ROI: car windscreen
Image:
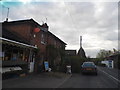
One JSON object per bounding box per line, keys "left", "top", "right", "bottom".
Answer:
{"left": 82, "top": 63, "right": 95, "bottom": 67}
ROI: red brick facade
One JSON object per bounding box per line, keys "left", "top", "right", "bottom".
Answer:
{"left": 2, "top": 19, "right": 66, "bottom": 72}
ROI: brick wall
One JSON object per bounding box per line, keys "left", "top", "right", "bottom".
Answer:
{"left": 3, "top": 21, "right": 47, "bottom": 55}
{"left": 47, "top": 33, "right": 63, "bottom": 48}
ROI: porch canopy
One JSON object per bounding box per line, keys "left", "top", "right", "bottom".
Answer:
{"left": 0, "top": 37, "right": 37, "bottom": 49}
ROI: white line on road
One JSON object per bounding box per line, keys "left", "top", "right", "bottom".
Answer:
{"left": 55, "top": 74, "right": 72, "bottom": 88}
{"left": 98, "top": 68, "right": 120, "bottom": 83}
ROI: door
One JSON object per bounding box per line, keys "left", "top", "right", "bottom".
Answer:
{"left": 29, "top": 59, "right": 35, "bottom": 73}
{"left": 29, "top": 51, "right": 35, "bottom": 73}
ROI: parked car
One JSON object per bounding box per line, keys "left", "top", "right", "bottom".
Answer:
{"left": 81, "top": 62, "right": 97, "bottom": 75}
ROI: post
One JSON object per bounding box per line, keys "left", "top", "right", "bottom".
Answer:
{"left": 80, "top": 36, "right": 82, "bottom": 48}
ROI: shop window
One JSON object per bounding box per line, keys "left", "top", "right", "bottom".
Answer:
{"left": 4, "top": 52, "right": 11, "bottom": 61}
{"left": 12, "top": 54, "right": 17, "bottom": 60}
{"left": 0, "top": 52, "right": 4, "bottom": 60}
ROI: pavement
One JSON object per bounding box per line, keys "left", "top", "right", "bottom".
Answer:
{"left": 2, "top": 72, "right": 72, "bottom": 88}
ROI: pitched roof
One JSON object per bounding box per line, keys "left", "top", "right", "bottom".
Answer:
{"left": 65, "top": 50, "right": 76, "bottom": 55}
{"left": 2, "top": 18, "right": 37, "bottom": 24}
{"left": 78, "top": 47, "right": 86, "bottom": 58}
{"left": 2, "top": 28, "right": 30, "bottom": 45}
{"left": 48, "top": 31, "right": 67, "bottom": 45}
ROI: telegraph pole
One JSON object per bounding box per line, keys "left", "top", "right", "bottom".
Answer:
{"left": 80, "top": 36, "right": 82, "bottom": 48}
{"left": 2, "top": 5, "right": 9, "bottom": 21}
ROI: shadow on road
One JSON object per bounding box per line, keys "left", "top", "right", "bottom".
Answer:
{"left": 81, "top": 73, "right": 98, "bottom": 76}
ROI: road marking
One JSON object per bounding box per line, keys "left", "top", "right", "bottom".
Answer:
{"left": 98, "top": 68, "right": 120, "bottom": 83}
{"left": 55, "top": 74, "right": 72, "bottom": 88}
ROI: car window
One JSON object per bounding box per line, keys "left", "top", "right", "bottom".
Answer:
{"left": 82, "top": 62, "right": 95, "bottom": 67}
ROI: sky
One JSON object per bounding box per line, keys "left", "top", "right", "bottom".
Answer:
{"left": 0, "top": 0, "right": 119, "bottom": 58}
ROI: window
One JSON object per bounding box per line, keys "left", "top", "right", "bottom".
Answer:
{"left": 0, "top": 52, "right": 4, "bottom": 60}
{"left": 33, "top": 34, "right": 36, "bottom": 38}
{"left": 35, "top": 45, "right": 37, "bottom": 47}
{"left": 83, "top": 62, "right": 95, "bottom": 67}
{"left": 41, "top": 33, "right": 46, "bottom": 44}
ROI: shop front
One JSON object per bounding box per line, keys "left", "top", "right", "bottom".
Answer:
{"left": 0, "top": 37, "right": 37, "bottom": 79}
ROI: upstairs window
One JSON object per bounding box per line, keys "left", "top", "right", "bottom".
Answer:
{"left": 41, "top": 33, "right": 46, "bottom": 44}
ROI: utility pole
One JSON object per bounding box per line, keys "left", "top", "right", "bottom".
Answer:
{"left": 80, "top": 36, "right": 82, "bottom": 48}
{"left": 2, "top": 5, "right": 9, "bottom": 21}
{"left": 6, "top": 7, "right": 9, "bottom": 21}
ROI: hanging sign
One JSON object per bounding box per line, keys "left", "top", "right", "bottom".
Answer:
{"left": 34, "top": 28, "right": 40, "bottom": 33}
{"left": 41, "top": 27, "right": 48, "bottom": 32}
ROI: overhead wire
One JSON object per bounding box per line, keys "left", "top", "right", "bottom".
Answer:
{"left": 63, "top": 1, "right": 78, "bottom": 33}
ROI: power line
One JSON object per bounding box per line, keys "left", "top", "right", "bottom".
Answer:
{"left": 63, "top": 1, "right": 78, "bottom": 33}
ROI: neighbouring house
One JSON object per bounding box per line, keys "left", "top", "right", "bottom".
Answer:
{"left": 65, "top": 50, "right": 76, "bottom": 56}
{"left": 2, "top": 18, "right": 67, "bottom": 73}
{"left": 77, "top": 36, "right": 86, "bottom": 58}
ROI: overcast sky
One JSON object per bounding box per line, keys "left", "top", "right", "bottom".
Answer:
{"left": 0, "top": 0, "right": 118, "bottom": 58}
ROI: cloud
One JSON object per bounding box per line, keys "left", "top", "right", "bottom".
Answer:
{"left": 0, "top": 1, "right": 118, "bottom": 57}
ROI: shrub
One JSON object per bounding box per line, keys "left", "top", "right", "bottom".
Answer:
{"left": 98, "top": 63, "right": 106, "bottom": 67}
{"left": 71, "top": 56, "right": 86, "bottom": 73}
{"left": 60, "top": 56, "right": 86, "bottom": 73}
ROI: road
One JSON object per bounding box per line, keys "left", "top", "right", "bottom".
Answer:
{"left": 59, "top": 67, "right": 120, "bottom": 88}
{"left": 2, "top": 67, "right": 120, "bottom": 88}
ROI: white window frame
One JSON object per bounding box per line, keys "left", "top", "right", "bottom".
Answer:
{"left": 41, "top": 33, "right": 46, "bottom": 45}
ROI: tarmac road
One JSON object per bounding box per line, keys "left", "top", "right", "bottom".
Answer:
{"left": 59, "top": 67, "right": 120, "bottom": 88}
{"left": 2, "top": 67, "right": 120, "bottom": 88}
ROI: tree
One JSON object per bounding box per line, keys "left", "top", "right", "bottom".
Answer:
{"left": 46, "top": 45, "right": 65, "bottom": 71}
{"left": 87, "top": 56, "right": 91, "bottom": 61}
{"left": 96, "top": 49, "right": 113, "bottom": 59}
{"left": 46, "top": 45, "right": 58, "bottom": 71}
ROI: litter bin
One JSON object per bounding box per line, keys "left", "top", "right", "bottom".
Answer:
{"left": 66, "top": 65, "right": 71, "bottom": 74}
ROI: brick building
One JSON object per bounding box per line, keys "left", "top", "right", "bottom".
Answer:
{"left": 2, "top": 19, "right": 66, "bottom": 73}
{"left": 65, "top": 50, "right": 76, "bottom": 56}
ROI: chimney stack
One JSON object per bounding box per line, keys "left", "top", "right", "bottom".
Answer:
{"left": 6, "top": 18, "right": 8, "bottom": 22}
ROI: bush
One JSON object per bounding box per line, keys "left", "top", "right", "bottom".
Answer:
{"left": 71, "top": 59, "right": 81, "bottom": 73}
{"left": 98, "top": 63, "right": 106, "bottom": 67}
{"left": 61, "top": 56, "right": 86, "bottom": 73}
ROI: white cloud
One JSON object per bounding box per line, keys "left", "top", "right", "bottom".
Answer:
{"left": 0, "top": 1, "right": 118, "bottom": 57}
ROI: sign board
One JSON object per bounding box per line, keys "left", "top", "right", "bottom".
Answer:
{"left": 44, "top": 61, "right": 49, "bottom": 71}
{"left": 41, "top": 27, "right": 48, "bottom": 32}
{"left": 37, "top": 26, "right": 48, "bottom": 32}
{"left": 108, "top": 60, "right": 113, "bottom": 68}
{"left": 101, "top": 60, "right": 114, "bottom": 68}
